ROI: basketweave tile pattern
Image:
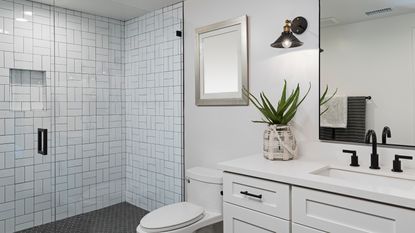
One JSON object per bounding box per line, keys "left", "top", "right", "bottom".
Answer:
{"left": 0, "top": 0, "right": 184, "bottom": 232}
{"left": 0, "top": 0, "right": 127, "bottom": 232}
{"left": 124, "top": 3, "right": 184, "bottom": 212}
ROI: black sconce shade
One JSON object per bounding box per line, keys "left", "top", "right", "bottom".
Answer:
{"left": 271, "top": 16, "right": 308, "bottom": 49}
{"left": 271, "top": 32, "right": 303, "bottom": 48}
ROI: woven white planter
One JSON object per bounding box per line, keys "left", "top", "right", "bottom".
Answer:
{"left": 263, "top": 125, "right": 298, "bottom": 161}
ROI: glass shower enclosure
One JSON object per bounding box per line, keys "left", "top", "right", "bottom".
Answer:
{"left": 0, "top": 0, "right": 184, "bottom": 232}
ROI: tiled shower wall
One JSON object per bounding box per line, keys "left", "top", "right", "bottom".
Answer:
{"left": 0, "top": 0, "right": 126, "bottom": 232}
{"left": 124, "top": 3, "right": 184, "bottom": 211}
{"left": 51, "top": 3, "right": 126, "bottom": 224}
{"left": 0, "top": 0, "right": 183, "bottom": 232}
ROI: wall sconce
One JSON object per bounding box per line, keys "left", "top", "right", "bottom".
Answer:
{"left": 271, "top": 16, "right": 308, "bottom": 48}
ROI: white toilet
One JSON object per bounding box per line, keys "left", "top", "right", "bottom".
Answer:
{"left": 136, "top": 167, "right": 223, "bottom": 233}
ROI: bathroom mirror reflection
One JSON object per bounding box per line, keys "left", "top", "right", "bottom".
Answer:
{"left": 320, "top": 0, "right": 415, "bottom": 147}
{"left": 195, "top": 15, "right": 248, "bottom": 106}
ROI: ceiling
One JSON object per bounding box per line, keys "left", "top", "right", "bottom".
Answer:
{"left": 32, "top": 0, "right": 183, "bottom": 20}
{"left": 321, "top": 0, "right": 415, "bottom": 27}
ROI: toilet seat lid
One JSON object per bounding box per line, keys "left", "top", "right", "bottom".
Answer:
{"left": 140, "top": 202, "right": 205, "bottom": 232}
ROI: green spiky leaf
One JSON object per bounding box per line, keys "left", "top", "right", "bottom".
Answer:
{"left": 245, "top": 80, "right": 311, "bottom": 125}
{"left": 319, "top": 85, "right": 338, "bottom": 115}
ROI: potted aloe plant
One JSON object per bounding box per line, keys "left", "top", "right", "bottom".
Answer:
{"left": 244, "top": 80, "right": 310, "bottom": 160}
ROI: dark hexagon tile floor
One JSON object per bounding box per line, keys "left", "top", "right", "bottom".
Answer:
{"left": 17, "top": 202, "right": 148, "bottom": 233}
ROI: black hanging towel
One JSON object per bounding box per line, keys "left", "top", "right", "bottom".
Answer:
{"left": 320, "top": 96, "right": 367, "bottom": 143}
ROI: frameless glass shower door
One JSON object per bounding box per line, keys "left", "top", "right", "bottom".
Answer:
{"left": 0, "top": 0, "right": 184, "bottom": 232}
{"left": 0, "top": 0, "right": 56, "bottom": 232}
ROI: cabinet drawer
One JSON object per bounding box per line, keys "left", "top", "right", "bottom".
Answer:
{"left": 292, "top": 223, "right": 324, "bottom": 233}
{"left": 292, "top": 187, "right": 415, "bottom": 233}
{"left": 223, "top": 172, "right": 290, "bottom": 220}
{"left": 224, "top": 202, "right": 290, "bottom": 233}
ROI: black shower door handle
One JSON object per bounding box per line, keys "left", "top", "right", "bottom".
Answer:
{"left": 37, "top": 128, "right": 48, "bottom": 155}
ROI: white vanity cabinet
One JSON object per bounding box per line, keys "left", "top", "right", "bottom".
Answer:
{"left": 291, "top": 224, "right": 324, "bottom": 233}
{"left": 292, "top": 187, "right": 415, "bottom": 233}
{"left": 222, "top": 172, "right": 415, "bottom": 233}
{"left": 224, "top": 203, "right": 290, "bottom": 233}
{"left": 223, "top": 173, "right": 291, "bottom": 233}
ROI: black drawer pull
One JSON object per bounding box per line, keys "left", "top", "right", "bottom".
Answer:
{"left": 240, "top": 191, "right": 262, "bottom": 199}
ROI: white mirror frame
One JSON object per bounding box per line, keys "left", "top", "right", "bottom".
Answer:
{"left": 195, "top": 15, "right": 249, "bottom": 106}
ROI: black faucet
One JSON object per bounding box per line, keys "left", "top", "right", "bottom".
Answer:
{"left": 382, "top": 126, "right": 391, "bottom": 144}
{"left": 343, "top": 150, "right": 359, "bottom": 167}
{"left": 365, "top": 130, "right": 380, "bottom": 169}
{"left": 392, "top": 155, "right": 413, "bottom": 172}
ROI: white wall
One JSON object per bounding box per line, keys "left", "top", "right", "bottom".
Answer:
{"left": 184, "top": 0, "right": 319, "bottom": 168}
{"left": 184, "top": 0, "right": 415, "bottom": 171}
{"left": 321, "top": 13, "right": 415, "bottom": 145}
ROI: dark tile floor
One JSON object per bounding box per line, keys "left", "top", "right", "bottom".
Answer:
{"left": 17, "top": 202, "right": 148, "bottom": 233}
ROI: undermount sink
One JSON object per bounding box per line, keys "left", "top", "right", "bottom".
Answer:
{"left": 311, "top": 167, "right": 415, "bottom": 191}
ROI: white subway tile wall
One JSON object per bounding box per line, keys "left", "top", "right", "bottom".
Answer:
{"left": 0, "top": 0, "right": 184, "bottom": 232}
{"left": 124, "top": 3, "right": 184, "bottom": 212}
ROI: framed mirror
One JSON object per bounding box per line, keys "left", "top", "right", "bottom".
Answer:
{"left": 195, "top": 15, "right": 248, "bottom": 106}
{"left": 320, "top": 0, "right": 415, "bottom": 147}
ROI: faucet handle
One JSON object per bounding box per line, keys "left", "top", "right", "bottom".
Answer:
{"left": 343, "top": 150, "right": 359, "bottom": 167}
{"left": 395, "top": 155, "right": 412, "bottom": 160}
{"left": 392, "top": 154, "right": 413, "bottom": 172}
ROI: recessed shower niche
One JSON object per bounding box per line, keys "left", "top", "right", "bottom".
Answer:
{"left": 9, "top": 69, "right": 47, "bottom": 111}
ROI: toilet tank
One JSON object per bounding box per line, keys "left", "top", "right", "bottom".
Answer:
{"left": 186, "top": 167, "right": 223, "bottom": 213}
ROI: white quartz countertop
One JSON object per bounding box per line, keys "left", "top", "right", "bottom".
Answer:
{"left": 218, "top": 155, "right": 415, "bottom": 209}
